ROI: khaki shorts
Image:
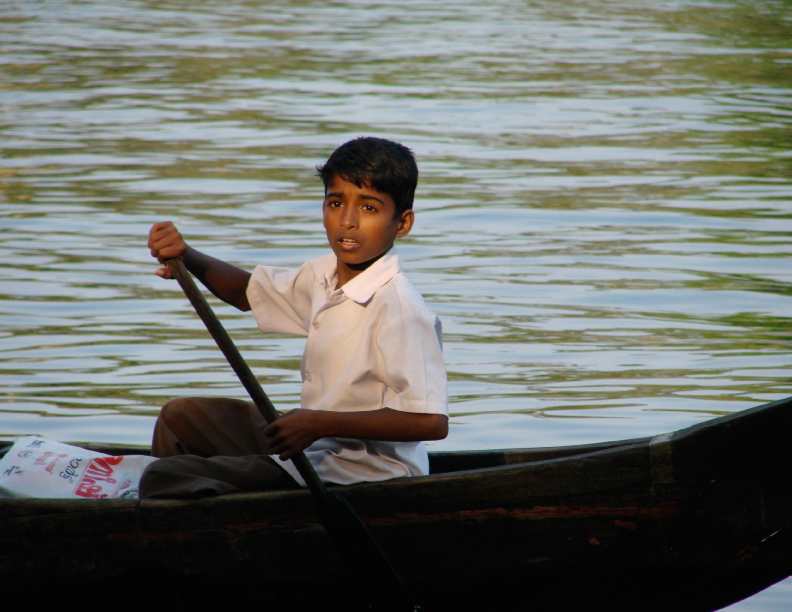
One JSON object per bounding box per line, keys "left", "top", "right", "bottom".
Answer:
{"left": 139, "top": 397, "right": 299, "bottom": 499}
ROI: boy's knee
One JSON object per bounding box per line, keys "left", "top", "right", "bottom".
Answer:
{"left": 138, "top": 459, "right": 168, "bottom": 499}
{"left": 139, "top": 456, "right": 243, "bottom": 500}
{"left": 159, "top": 397, "right": 193, "bottom": 428}
{"left": 152, "top": 398, "right": 198, "bottom": 458}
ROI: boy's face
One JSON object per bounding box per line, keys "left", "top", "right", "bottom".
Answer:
{"left": 323, "top": 175, "right": 413, "bottom": 286}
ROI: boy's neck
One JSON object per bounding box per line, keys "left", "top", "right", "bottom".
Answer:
{"left": 335, "top": 246, "right": 393, "bottom": 289}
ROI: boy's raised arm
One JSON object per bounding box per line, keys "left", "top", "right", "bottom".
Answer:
{"left": 148, "top": 221, "right": 252, "bottom": 311}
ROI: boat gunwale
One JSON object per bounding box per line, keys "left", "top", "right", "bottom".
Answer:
{"left": 1, "top": 395, "right": 790, "bottom": 512}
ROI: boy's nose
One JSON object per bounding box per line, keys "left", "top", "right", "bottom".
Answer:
{"left": 340, "top": 208, "right": 358, "bottom": 229}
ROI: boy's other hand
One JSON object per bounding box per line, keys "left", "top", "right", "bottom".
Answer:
{"left": 263, "top": 409, "right": 322, "bottom": 461}
{"left": 148, "top": 221, "right": 187, "bottom": 279}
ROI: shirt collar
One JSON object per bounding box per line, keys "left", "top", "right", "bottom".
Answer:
{"left": 314, "top": 249, "right": 402, "bottom": 305}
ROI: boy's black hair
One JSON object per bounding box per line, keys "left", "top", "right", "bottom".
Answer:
{"left": 317, "top": 137, "right": 418, "bottom": 217}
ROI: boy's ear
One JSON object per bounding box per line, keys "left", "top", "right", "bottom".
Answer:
{"left": 395, "top": 209, "right": 414, "bottom": 238}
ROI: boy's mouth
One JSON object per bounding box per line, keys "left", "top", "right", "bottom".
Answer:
{"left": 338, "top": 237, "right": 359, "bottom": 251}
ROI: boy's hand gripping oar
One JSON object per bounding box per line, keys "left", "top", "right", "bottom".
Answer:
{"left": 165, "top": 258, "right": 419, "bottom": 612}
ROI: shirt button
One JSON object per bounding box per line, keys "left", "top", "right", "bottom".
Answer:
{"left": 305, "top": 372, "right": 311, "bottom": 381}
{"left": 313, "top": 320, "right": 319, "bottom": 329}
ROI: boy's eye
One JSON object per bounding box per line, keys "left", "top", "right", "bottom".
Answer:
{"left": 327, "top": 200, "right": 342, "bottom": 208}
{"left": 363, "top": 204, "right": 376, "bottom": 212}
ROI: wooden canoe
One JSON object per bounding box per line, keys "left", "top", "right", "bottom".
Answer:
{"left": 2, "top": 396, "right": 791, "bottom": 611}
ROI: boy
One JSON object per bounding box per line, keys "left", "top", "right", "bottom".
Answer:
{"left": 140, "top": 137, "right": 448, "bottom": 499}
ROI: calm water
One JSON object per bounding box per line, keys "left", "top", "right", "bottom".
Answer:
{"left": 1, "top": 0, "right": 791, "bottom": 607}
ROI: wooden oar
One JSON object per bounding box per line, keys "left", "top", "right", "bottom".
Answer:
{"left": 165, "top": 258, "right": 419, "bottom": 612}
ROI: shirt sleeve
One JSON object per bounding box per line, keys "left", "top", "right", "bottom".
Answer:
{"left": 246, "top": 261, "right": 315, "bottom": 336}
{"left": 376, "top": 308, "right": 449, "bottom": 416}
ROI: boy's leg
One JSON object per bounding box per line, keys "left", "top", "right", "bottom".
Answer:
{"left": 152, "top": 396, "right": 273, "bottom": 458}
{"left": 139, "top": 454, "right": 298, "bottom": 499}
{"left": 141, "top": 396, "right": 297, "bottom": 499}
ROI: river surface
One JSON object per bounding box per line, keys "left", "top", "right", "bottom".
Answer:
{"left": 1, "top": 0, "right": 790, "bottom": 608}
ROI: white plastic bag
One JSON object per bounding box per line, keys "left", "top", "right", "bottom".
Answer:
{"left": 0, "top": 436, "right": 157, "bottom": 499}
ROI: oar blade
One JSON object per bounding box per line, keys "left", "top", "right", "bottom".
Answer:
{"left": 318, "top": 488, "right": 419, "bottom": 612}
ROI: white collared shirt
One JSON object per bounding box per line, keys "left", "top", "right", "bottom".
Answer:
{"left": 246, "top": 249, "right": 448, "bottom": 485}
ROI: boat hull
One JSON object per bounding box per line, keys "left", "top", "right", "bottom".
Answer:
{"left": 2, "top": 397, "right": 791, "bottom": 611}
